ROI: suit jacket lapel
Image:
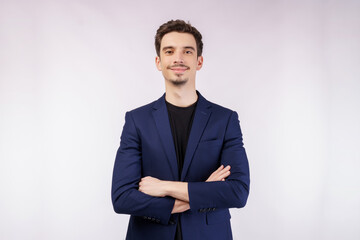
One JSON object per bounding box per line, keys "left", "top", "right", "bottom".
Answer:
{"left": 152, "top": 94, "right": 178, "bottom": 180}
{"left": 181, "top": 91, "right": 212, "bottom": 181}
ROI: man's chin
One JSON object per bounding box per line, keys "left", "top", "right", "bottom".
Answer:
{"left": 168, "top": 78, "right": 188, "bottom": 86}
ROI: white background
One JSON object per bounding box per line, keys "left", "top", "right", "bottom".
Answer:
{"left": 0, "top": 0, "right": 359, "bottom": 239}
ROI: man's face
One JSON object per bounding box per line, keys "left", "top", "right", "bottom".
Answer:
{"left": 155, "top": 32, "right": 203, "bottom": 86}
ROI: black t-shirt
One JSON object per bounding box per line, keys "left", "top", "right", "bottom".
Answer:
{"left": 165, "top": 97, "right": 198, "bottom": 240}
{"left": 165, "top": 99, "right": 197, "bottom": 179}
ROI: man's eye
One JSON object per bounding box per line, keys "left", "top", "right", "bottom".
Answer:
{"left": 165, "top": 50, "right": 173, "bottom": 54}
{"left": 185, "top": 51, "right": 193, "bottom": 54}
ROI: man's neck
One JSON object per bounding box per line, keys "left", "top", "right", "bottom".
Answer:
{"left": 165, "top": 88, "right": 198, "bottom": 107}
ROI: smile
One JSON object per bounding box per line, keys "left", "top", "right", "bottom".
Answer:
{"left": 170, "top": 67, "right": 188, "bottom": 74}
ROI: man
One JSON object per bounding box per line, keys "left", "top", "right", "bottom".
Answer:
{"left": 111, "top": 19, "right": 250, "bottom": 240}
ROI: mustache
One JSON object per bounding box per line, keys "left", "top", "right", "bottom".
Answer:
{"left": 167, "top": 64, "right": 190, "bottom": 69}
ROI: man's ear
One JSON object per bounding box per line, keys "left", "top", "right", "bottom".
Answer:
{"left": 196, "top": 56, "right": 203, "bottom": 70}
{"left": 155, "top": 56, "right": 162, "bottom": 71}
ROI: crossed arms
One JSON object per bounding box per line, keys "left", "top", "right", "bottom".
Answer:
{"left": 138, "top": 165, "right": 231, "bottom": 213}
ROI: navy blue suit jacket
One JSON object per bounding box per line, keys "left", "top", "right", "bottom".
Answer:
{"left": 111, "top": 91, "right": 250, "bottom": 240}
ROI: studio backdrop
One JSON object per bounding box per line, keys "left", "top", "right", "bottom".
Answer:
{"left": 0, "top": 0, "right": 359, "bottom": 239}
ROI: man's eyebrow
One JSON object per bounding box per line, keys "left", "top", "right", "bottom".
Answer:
{"left": 161, "top": 46, "right": 196, "bottom": 51}
{"left": 162, "top": 46, "right": 174, "bottom": 51}
{"left": 183, "top": 46, "right": 196, "bottom": 51}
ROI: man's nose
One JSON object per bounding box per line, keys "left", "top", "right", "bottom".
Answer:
{"left": 173, "top": 52, "right": 184, "bottom": 64}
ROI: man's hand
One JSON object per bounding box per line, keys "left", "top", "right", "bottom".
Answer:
{"left": 139, "top": 177, "right": 189, "bottom": 202}
{"left": 138, "top": 176, "right": 168, "bottom": 197}
{"left": 171, "top": 199, "right": 190, "bottom": 214}
{"left": 206, "top": 165, "right": 231, "bottom": 182}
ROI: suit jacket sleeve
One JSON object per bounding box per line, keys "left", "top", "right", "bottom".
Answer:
{"left": 111, "top": 111, "right": 175, "bottom": 225}
{"left": 188, "top": 111, "right": 250, "bottom": 211}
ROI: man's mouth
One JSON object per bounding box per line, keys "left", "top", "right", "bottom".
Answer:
{"left": 168, "top": 65, "right": 189, "bottom": 74}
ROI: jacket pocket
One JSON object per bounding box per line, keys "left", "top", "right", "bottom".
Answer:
{"left": 206, "top": 209, "right": 231, "bottom": 225}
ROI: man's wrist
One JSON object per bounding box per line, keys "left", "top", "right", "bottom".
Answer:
{"left": 172, "top": 199, "right": 190, "bottom": 214}
{"left": 167, "top": 181, "right": 189, "bottom": 202}
{"left": 163, "top": 180, "right": 175, "bottom": 196}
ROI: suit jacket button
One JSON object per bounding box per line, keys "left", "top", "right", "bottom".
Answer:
{"left": 156, "top": 219, "right": 160, "bottom": 223}
{"left": 169, "top": 220, "right": 175, "bottom": 225}
{"left": 212, "top": 208, "right": 216, "bottom": 211}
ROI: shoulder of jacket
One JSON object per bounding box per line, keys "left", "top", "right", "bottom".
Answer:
{"left": 125, "top": 99, "right": 157, "bottom": 117}
{"left": 207, "top": 99, "right": 235, "bottom": 116}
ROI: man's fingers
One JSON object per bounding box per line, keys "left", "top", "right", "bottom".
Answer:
{"left": 214, "top": 166, "right": 230, "bottom": 177}
{"left": 206, "top": 165, "right": 231, "bottom": 182}
{"left": 211, "top": 165, "right": 231, "bottom": 181}
{"left": 221, "top": 166, "right": 231, "bottom": 173}
{"left": 217, "top": 165, "right": 230, "bottom": 175}
{"left": 212, "top": 165, "right": 224, "bottom": 175}
{"left": 218, "top": 170, "right": 231, "bottom": 180}
{"left": 213, "top": 165, "right": 229, "bottom": 176}
{"left": 206, "top": 165, "right": 223, "bottom": 181}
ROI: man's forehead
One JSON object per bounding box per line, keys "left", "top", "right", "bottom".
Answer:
{"left": 161, "top": 32, "right": 196, "bottom": 48}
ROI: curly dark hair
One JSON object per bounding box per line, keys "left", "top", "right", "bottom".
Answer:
{"left": 155, "top": 19, "right": 203, "bottom": 57}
